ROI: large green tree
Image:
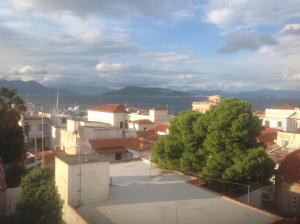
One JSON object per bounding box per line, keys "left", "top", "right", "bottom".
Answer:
{"left": 152, "top": 98, "right": 275, "bottom": 187}
{"left": 0, "top": 87, "right": 26, "bottom": 163}
{"left": 16, "top": 167, "right": 63, "bottom": 224}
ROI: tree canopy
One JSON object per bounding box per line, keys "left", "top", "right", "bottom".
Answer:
{"left": 16, "top": 167, "right": 63, "bottom": 224}
{"left": 152, "top": 98, "right": 275, "bottom": 187}
{"left": 0, "top": 87, "right": 26, "bottom": 164}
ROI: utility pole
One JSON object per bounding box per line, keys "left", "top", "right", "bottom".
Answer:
{"left": 41, "top": 116, "right": 44, "bottom": 168}
{"left": 56, "top": 92, "right": 59, "bottom": 113}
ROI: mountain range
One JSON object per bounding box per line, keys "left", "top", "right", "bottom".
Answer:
{"left": 1, "top": 79, "right": 300, "bottom": 99}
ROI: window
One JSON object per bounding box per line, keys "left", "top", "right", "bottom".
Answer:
{"left": 115, "top": 152, "right": 122, "bottom": 160}
{"left": 291, "top": 196, "right": 297, "bottom": 211}
{"left": 120, "top": 121, "right": 124, "bottom": 128}
{"left": 61, "top": 118, "right": 66, "bottom": 124}
{"left": 39, "top": 124, "right": 48, "bottom": 134}
{"left": 277, "top": 121, "right": 282, "bottom": 127}
{"left": 265, "top": 120, "right": 270, "bottom": 128}
{"left": 24, "top": 125, "right": 31, "bottom": 136}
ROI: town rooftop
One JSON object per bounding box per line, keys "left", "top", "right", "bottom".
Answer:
{"left": 78, "top": 160, "right": 280, "bottom": 224}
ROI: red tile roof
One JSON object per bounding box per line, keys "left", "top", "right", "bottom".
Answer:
{"left": 89, "top": 137, "right": 154, "bottom": 153}
{"left": 129, "top": 119, "right": 154, "bottom": 124}
{"left": 278, "top": 149, "right": 300, "bottom": 184}
{"left": 273, "top": 104, "right": 297, "bottom": 110}
{"left": 89, "top": 104, "right": 128, "bottom": 113}
{"left": 136, "top": 130, "right": 159, "bottom": 142}
{"left": 147, "top": 124, "right": 170, "bottom": 132}
{"left": 257, "top": 128, "right": 278, "bottom": 147}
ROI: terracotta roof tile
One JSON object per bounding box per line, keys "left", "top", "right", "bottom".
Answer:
{"left": 89, "top": 104, "right": 128, "bottom": 113}
{"left": 278, "top": 149, "right": 300, "bottom": 184}
{"left": 136, "top": 130, "right": 159, "bottom": 141}
{"left": 129, "top": 119, "right": 154, "bottom": 124}
{"left": 89, "top": 134, "right": 158, "bottom": 153}
{"left": 257, "top": 128, "right": 278, "bottom": 147}
{"left": 147, "top": 124, "right": 170, "bottom": 132}
{"left": 273, "top": 104, "right": 298, "bottom": 110}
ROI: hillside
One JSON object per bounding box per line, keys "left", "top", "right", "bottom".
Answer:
{"left": 104, "top": 86, "right": 190, "bottom": 96}
{"left": 0, "top": 79, "right": 76, "bottom": 96}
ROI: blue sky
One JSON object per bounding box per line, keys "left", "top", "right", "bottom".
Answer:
{"left": 0, "top": 0, "right": 299, "bottom": 92}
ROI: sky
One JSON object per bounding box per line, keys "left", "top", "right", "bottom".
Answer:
{"left": 0, "top": 0, "right": 299, "bottom": 92}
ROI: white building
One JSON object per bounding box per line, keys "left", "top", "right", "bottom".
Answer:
{"left": 262, "top": 104, "right": 300, "bottom": 132}
{"left": 87, "top": 104, "right": 129, "bottom": 128}
{"left": 128, "top": 107, "right": 168, "bottom": 124}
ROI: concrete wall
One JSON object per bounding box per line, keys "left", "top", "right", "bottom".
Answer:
{"left": 55, "top": 157, "right": 109, "bottom": 207}
{"left": 63, "top": 204, "right": 90, "bottom": 224}
{"left": 0, "top": 187, "right": 21, "bottom": 215}
{"left": 80, "top": 127, "right": 136, "bottom": 140}
{"left": 60, "top": 129, "right": 78, "bottom": 154}
{"left": 55, "top": 157, "right": 110, "bottom": 224}
{"left": 275, "top": 178, "right": 300, "bottom": 216}
{"left": 149, "top": 109, "right": 168, "bottom": 123}
{"left": 129, "top": 113, "right": 150, "bottom": 121}
{"left": 276, "top": 131, "right": 300, "bottom": 149}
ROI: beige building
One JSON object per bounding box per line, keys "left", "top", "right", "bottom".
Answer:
{"left": 275, "top": 149, "right": 300, "bottom": 217}
{"left": 192, "top": 95, "right": 223, "bottom": 113}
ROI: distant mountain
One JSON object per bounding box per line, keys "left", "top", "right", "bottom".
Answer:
{"left": 188, "top": 89, "right": 230, "bottom": 97}
{"left": 62, "top": 85, "right": 112, "bottom": 95}
{"left": 104, "top": 86, "right": 190, "bottom": 96}
{"left": 235, "top": 89, "right": 300, "bottom": 99}
{"left": 189, "top": 88, "right": 300, "bottom": 99}
{"left": 0, "top": 79, "right": 76, "bottom": 96}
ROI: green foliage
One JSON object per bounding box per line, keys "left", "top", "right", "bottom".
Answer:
{"left": 16, "top": 167, "right": 63, "bottom": 224}
{"left": 152, "top": 98, "right": 275, "bottom": 187}
{"left": 0, "top": 87, "right": 26, "bottom": 129}
{"left": 5, "top": 163, "right": 26, "bottom": 187}
{"left": 0, "top": 87, "right": 26, "bottom": 164}
{"left": 0, "top": 126, "right": 25, "bottom": 164}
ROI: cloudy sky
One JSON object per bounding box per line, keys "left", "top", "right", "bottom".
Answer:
{"left": 0, "top": 0, "right": 299, "bottom": 92}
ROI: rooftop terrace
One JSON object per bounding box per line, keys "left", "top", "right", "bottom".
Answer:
{"left": 78, "top": 160, "right": 280, "bottom": 224}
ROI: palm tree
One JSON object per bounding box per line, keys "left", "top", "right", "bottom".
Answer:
{"left": 0, "top": 87, "right": 26, "bottom": 128}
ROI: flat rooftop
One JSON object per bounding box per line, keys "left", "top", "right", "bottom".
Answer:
{"left": 56, "top": 153, "right": 108, "bottom": 165}
{"left": 78, "top": 160, "right": 280, "bottom": 224}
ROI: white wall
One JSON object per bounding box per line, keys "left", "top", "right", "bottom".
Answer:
{"left": 55, "top": 157, "right": 110, "bottom": 207}
{"left": 87, "top": 111, "right": 115, "bottom": 126}
{"left": 276, "top": 131, "right": 300, "bottom": 149}
{"left": 263, "top": 108, "right": 298, "bottom": 132}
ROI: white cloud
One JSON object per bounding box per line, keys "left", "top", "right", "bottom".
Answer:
{"left": 11, "top": 0, "right": 37, "bottom": 11}
{"left": 95, "top": 61, "right": 128, "bottom": 72}
{"left": 79, "top": 29, "right": 102, "bottom": 44}
{"left": 202, "top": 0, "right": 300, "bottom": 29}
{"left": 18, "top": 65, "right": 34, "bottom": 74}
{"left": 205, "top": 8, "right": 234, "bottom": 28}
{"left": 285, "top": 73, "right": 300, "bottom": 81}
{"left": 281, "top": 24, "right": 300, "bottom": 35}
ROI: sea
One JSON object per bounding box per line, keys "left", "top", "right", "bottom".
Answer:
{"left": 23, "top": 95, "right": 300, "bottom": 114}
